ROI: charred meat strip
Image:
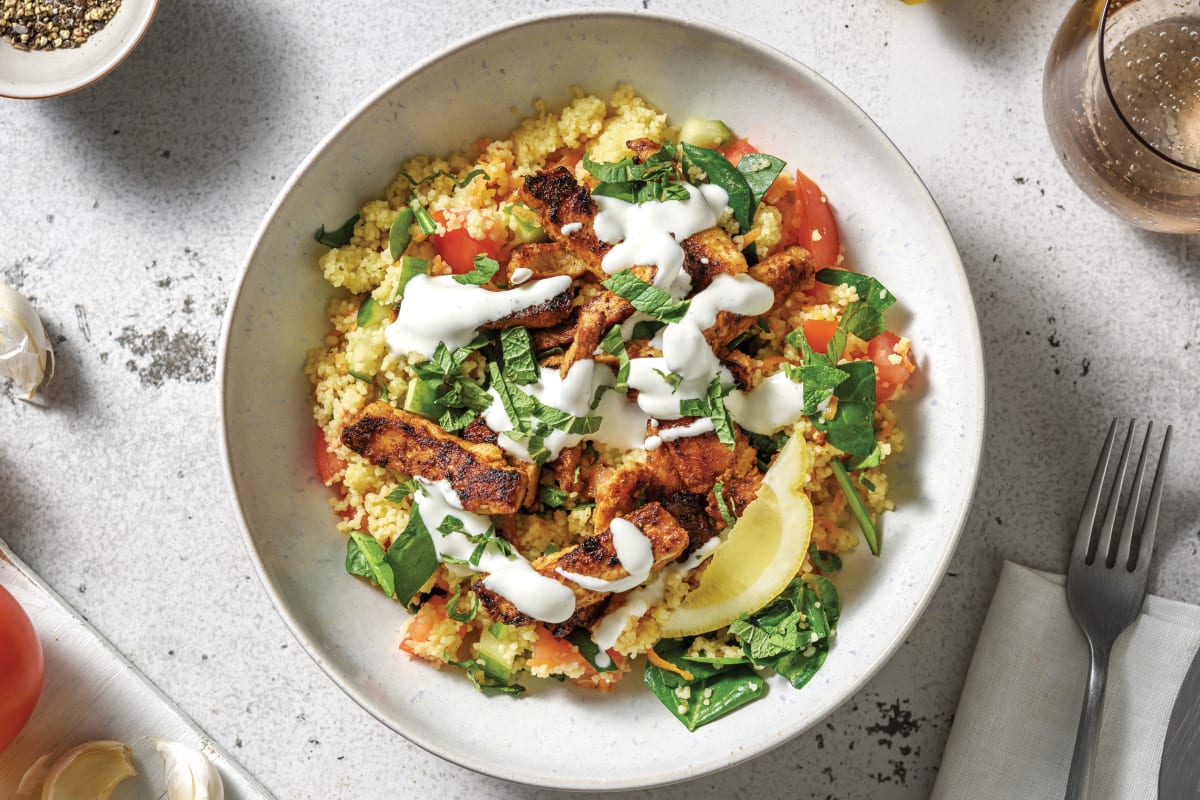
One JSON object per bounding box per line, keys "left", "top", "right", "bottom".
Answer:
{"left": 681, "top": 227, "right": 748, "bottom": 291}
{"left": 478, "top": 287, "right": 574, "bottom": 330}
{"left": 519, "top": 168, "right": 610, "bottom": 274}
{"left": 560, "top": 289, "right": 637, "bottom": 375}
{"left": 506, "top": 242, "right": 591, "bottom": 283}
{"left": 341, "top": 401, "right": 530, "bottom": 515}
{"left": 475, "top": 501, "right": 690, "bottom": 633}
{"left": 705, "top": 245, "right": 816, "bottom": 351}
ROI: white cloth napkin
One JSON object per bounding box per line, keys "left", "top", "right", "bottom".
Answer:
{"left": 932, "top": 561, "right": 1200, "bottom": 800}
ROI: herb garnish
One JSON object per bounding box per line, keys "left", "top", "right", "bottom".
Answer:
{"left": 808, "top": 544, "right": 843, "bottom": 573}
{"left": 567, "top": 629, "right": 619, "bottom": 673}
{"left": 599, "top": 324, "right": 630, "bottom": 392}
{"left": 500, "top": 326, "right": 539, "bottom": 385}
{"left": 678, "top": 376, "right": 736, "bottom": 447}
{"left": 385, "top": 478, "right": 421, "bottom": 504}
{"left": 487, "top": 362, "right": 603, "bottom": 464}
{"left": 436, "top": 514, "right": 514, "bottom": 567}
{"left": 404, "top": 168, "right": 488, "bottom": 190}
{"left": 830, "top": 460, "right": 880, "bottom": 555}
{"left": 411, "top": 339, "right": 493, "bottom": 433}
{"left": 713, "top": 480, "right": 737, "bottom": 528}
{"left": 602, "top": 270, "right": 690, "bottom": 323}
{"left": 409, "top": 198, "right": 437, "bottom": 234}
{"left": 583, "top": 143, "right": 690, "bottom": 204}
{"left": 445, "top": 583, "right": 480, "bottom": 623}
{"left": 388, "top": 208, "right": 415, "bottom": 260}
{"left": 314, "top": 214, "right": 359, "bottom": 248}
{"left": 443, "top": 653, "right": 526, "bottom": 696}
{"left": 453, "top": 254, "right": 501, "bottom": 286}
{"left": 729, "top": 575, "right": 841, "bottom": 690}
{"left": 538, "top": 484, "right": 569, "bottom": 509}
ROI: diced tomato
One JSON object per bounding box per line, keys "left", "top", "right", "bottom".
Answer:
{"left": 869, "top": 331, "right": 915, "bottom": 402}
{"left": 788, "top": 168, "right": 841, "bottom": 269}
{"left": 315, "top": 428, "right": 346, "bottom": 484}
{"left": 400, "top": 596, "right": 450, "bottom": 657}
{"left": 720, "top": 137, "right": 759, "bottom": 166}
{"left": 801, "top": 318, "right": 838, "bottom": 355}
{"left": 430, "top": 211, "right": 502, "bottom": 274}
{"left": 546, "top": 148, "right": 583, "bottom": 173}
{"left": 527, "top": 625, "right": 587, "bottom": 671}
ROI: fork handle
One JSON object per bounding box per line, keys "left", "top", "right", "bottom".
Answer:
{"left": 1065, "top": 639, "right": 1111, "bottom": 800}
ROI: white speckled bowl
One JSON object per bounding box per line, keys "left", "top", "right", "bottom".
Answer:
{"left": 219, "top": 10, "right": 985, "bottom": 790}
{"left": 0, "top": 0, "right": 157, "bottom": 99}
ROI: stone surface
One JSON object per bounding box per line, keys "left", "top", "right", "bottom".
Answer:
{"left": 0, "top": 0, "right": 1197, "bottom": 797}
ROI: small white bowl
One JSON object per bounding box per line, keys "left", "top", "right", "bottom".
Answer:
{"left": 0, "top": 0, "right": 158, "bottom": 99}
{"left": 221, "top": 10, "right": 985, "bottom": 790}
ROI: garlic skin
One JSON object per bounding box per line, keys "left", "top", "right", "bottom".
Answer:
{"left": 12, "top": 753, "right": 53, "bottom": 799}
{"left": 156, "top": 740, "right": 225, "bottom": 800}
{"left": 0, "top": 284, "right": 54, "bottom": 399}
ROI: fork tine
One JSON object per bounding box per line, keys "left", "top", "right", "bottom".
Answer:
{"left": 1074, "top": 418, "right": 1119, "bottom": 564}
{"left": 1116, "top": 422, "right": 1153, "bottom": 568}
{"left": 1132, "top": 424, "right": 1172, "bottom": 573}
{"left": 1096, "top": 420, "right": 1136, "bottom": 567}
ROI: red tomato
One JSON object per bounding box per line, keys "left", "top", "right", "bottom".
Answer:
{"left": 869, "top": 331, "right": 915, "bottom": 402}
{"left": 801, "top": 318, "right": 838, "bottom": 355}
{"left": 790, "top": 169, "right": 841, "bottom": 269}
{"left": 314, "top": 428, "right": 345, "bottom": 485}
{"left": 430, "top": 212, "right": 501, "bottom": 274}
{"left": 0, "top": 585, "right": 43, "bottom": 754}
{"left": 720, "top": 137, "right": 759, "bottom": 166}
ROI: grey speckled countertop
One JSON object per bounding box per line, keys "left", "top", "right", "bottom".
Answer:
{"left": 1, "top": 1, "right": 1198, "bottom": 797}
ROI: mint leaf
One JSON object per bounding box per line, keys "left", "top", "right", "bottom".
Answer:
{"left": 678, "top": 376, "right": 735, "bottom": 447}
{"left": 445, "top": 583, "right": 480, "bottom": 623}
{"left": 808, "top": 543, "right": 843, "bottom": 573}
{"left": 599, "top": 324, "right": 630, "bottom": 392}
{"left": 501, "top": 326, "right": 539, "bottom": 385}
{"left": 538, "top": 484, "right": 569, "bottom": 508}
{"left": 453, "top": 254, "right": 501, "bottom": 286}
{"left": 315, "top": 214, "right": 359, "bottom": 248}
{"left": 713, "top": 480, "right": 737, "bottom": 528}
{"left": 730, "top": 576, "right": 841, "bottom": 691}
{"left": 602, "top": 270, "right": 690, "bottom": 323}
{"left": 385, "top": 479, "right": 421, "bottom": 504}
{"left": 583, "top": 144, "right": 688, "bottom": 204}
{"left": 630, "top": 319, "right": 666, "bottom": 340}
{"left": 747, "top": 430, "right": 790, "bottom": 472}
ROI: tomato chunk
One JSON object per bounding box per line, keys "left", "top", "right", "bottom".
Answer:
{"left": 431, "top": 211, "right": 501, "bottom": 274}
{"left": 869, "top": 331, "right": 915, "bottom": 402}
{"left": 789, "top": 169, "right": 841, "bottom": 269}
{"left": 0, "top": 585, "right": 42, "bottom": 754}
{"left": 801, "top": 318, "right": 838, "bottom": 355}
{"left": 315, "top": 428, "right": 346, "bottom": 484}
{"left": 720, "top": 137, "right": 759, "bottom": 167}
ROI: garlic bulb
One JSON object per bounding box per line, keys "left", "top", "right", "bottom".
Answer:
{"left": 0, "top": 284, "right": 54, "bottom": 399}
{"left": 156, "top": 740, "right": 225, "bottom": 800}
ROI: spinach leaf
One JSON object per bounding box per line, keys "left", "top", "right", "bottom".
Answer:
{"left": 825, "top": 301, "right": 887, "bottom": 362}
{"left": 747, "top": 430, "right": 790, "bottom": 472}
{"left": 500, "top": 326, "right": 539, "bottom": 385}
{"left": 314, "top": 214, "right": 359, "bottom": 248}
{"left": 453, "top": 254, "right": 501, "bottom": 286}
{"left": 566, "top": 629, "right": 618, "bottom": 673}
{"left": 602, "top": 270, "right": 690, "bottom": 323}
{"left": 830, "top": 459, "right": 880, "bottom": 555}
{"left": 681, "top": 142, "right": 755, "bottom": 232}
{"left": 813, "top": 360, "right": 876, "bottom": 457}
{"left": 388, "top": 208, "right": 415, "bottom": 260}
{"left": 346, "top": 532, "right": 395, "bottom": 598}
{"left": 393, "top": 256, "right": 429, "bottom": 301}
{"left": 816, "top": 269, "right": 896, "bottom": 312}
{"left": 808, "top": 544, "right": 843, "bottom": 573}
{"left": 386, "top": 507, "right": 440, "bottom": 604}
{"left": 736, "top": 152, "right": 787, "bottom": 209}
{"left": 643, "top": 638, "right": 766, "bottom": 731}
{"left": 443, "top": 653, "right": 526, "bottom": 696}
{"left": 630, "top": 319, "right": 666, "bottom": 340}
{"left": 678, "top": 376, "right": 736, "bottom": 447}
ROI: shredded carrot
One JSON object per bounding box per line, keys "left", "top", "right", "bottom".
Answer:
{"left": 647, "top": 647, "right": 694, "bottom": 681}
{"left": 741, "top": 227, "right": 762, "bottom": 246}
{"left": 815, "top": 515, "right": 839, "bottom": 535}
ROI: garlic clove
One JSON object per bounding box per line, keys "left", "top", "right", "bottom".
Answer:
{"left": 156, "top": 739, "right": 225, "bottom": 800}
{"left": 40, "top": 740, "right": 136, "bottom": 800}
{"left": 0, "top": 283, "right": 54, "bottom": 399}
{"left": 12, "top": 754, "right": 53, "bottom": 799}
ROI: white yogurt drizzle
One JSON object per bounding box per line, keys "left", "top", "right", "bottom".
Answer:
{"left": 726, "top": 372, "right": 808, "bottom": 435}
{"left": 509, "top": 267, "right": 533, "bottom": 285}
{"left": 644, "top": 417, "right": 714, "bottom": 451}
{"left": 412, "top": 478, "right": 576, "bottom": 623}
{"left": 589, "top": 537, "right": 723, "bottom": 668}
{"left": 386, "top": 273, "right": 572, "bottom": 358}
{"left": 594, "top": 182, "right": 729, "bottom": 297}
{"left": 556, "top": 518, "right": 654, "bottom": 593}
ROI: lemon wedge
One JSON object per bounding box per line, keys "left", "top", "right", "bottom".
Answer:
{"left": 661, "top": 433, "right": 814, "bottom": 637}
{"left": 40, "top": 740, "right": 137, "bottom": 800}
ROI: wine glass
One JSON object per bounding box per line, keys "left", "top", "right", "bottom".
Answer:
{"left": 1044, "top": 0, "right": 1200, "bottom": 233}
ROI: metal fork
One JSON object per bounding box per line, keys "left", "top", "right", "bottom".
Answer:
{"left": 1064, "top": 419, "right": 1172, "bottom": 800}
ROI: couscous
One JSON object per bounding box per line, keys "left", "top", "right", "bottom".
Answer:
{"left": 305, "top": 86, "right": 914, "bottom": 729}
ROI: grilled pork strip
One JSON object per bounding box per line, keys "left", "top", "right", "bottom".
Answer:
{"left": 341, "top": 401, "right": 532, "bottom": 515}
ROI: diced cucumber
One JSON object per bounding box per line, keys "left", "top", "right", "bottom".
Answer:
{"left": 504, "top": 202, "right": 548, "bottom": 244}
{"left": 394, "top": 256, "right": 430, "bottom": 301}
{"left": 356, "top": 297, "right": 391, "bottom": 328}
{"left": 680, "top": 117, "right": 732, "bottom": 149}
{"left": 476, "top": 625, "right": 517, "bottom": 685}
{"left": 389, "top": 207, "right": 416, "bottom": 260}
{"left": 403, "top": 378, "right": 446, "bottom": 421}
